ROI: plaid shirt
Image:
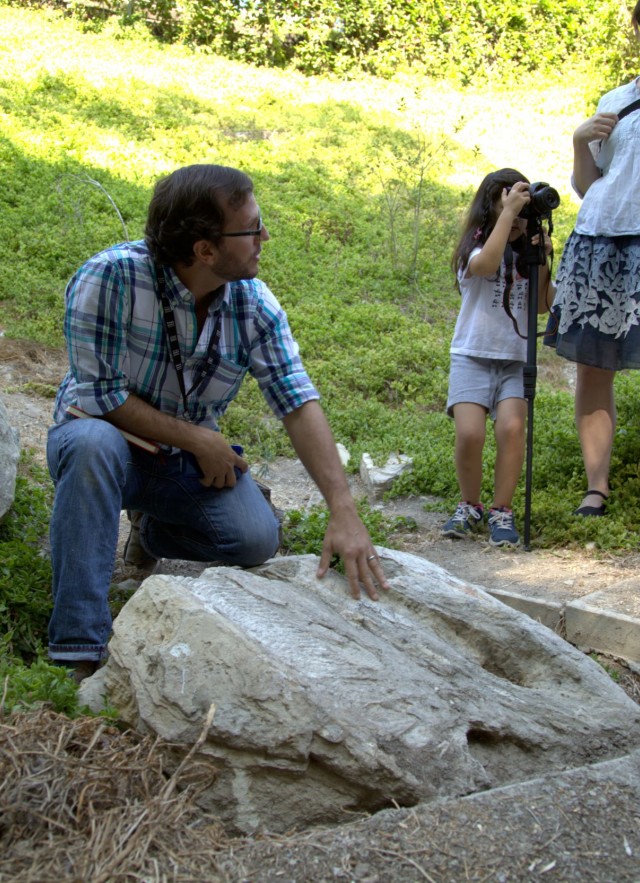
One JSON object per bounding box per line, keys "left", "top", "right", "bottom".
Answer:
{"left": 53, "top": 240, "right": 319, "bottom": 428}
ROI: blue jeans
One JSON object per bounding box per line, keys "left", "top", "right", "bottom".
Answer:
{"left": 46, "top": 418, "right": 280, "bottom": 663}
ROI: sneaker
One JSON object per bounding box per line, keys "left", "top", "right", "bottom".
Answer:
{"left": 487, "top": 506, "right": 520, "bottom": 547}
{"left": 442, "top": 501, "right": 484, "bottom": 538}
{"left": 123, "top": 510, "right": 157, "bottom": 568}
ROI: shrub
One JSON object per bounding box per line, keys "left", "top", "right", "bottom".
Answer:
{"left": 10, "top": 0, "right": 637, "bottom": 88}
{"left": 0, "top": 467, "right": 53, "bottom": 662}
{"left": 281, "top": 499, "right": 417, "bottom": 559}
{"left": 0, "top": 658, "right": 81, "bottom": 716}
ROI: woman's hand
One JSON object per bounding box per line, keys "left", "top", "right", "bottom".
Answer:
{"left": 573, "top": 112, "right": 618, "bottom": 146}
{"left": 572, "top": 112, "right": 617, "bottom": 197}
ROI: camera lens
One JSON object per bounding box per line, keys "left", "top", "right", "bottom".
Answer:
{"left": 530, "top": 182, "right": 560, "bottom": 214}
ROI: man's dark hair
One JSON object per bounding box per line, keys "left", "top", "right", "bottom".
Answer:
{"left": 145, "top": 164, "right": 254, "bottom": 265}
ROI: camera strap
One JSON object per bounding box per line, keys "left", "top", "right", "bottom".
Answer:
{"left": 597, "top": 98, "right": 640, "bottom": 151}
{"left": 154, "top": 262, "right": 223, "bottom": 422}
{"left": 501, "top": 244, "right": 527, "bottom": 340}
{"left": 617, "top": 97, "right": 640, "bottom": 121}
{"left": 501, "top": 244, "right": 552, "bottom": 341}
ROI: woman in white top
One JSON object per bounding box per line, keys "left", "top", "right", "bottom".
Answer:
{"left": 546, "top": 1, "right": 640, "bottom": 516}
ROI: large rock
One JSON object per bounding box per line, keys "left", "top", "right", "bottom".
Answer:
{"left": 0, "top": 397, "right": 20, "bottom": 521}
{"left": 216, "top": 749, "right": 640, "bottom": 882}
{"left": 82, "top": 549, "right": 640, "bottom": 833}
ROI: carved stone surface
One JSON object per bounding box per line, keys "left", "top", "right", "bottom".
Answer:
{"left": 0, "top": 397, "right": 20, "bottom": 521}
{"left": 82, "top": 549, "right": 640, "bottom": 833}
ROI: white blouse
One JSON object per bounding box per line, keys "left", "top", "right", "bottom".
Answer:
{"left": 573, "top": 78, "right": 640, "bottom": 237}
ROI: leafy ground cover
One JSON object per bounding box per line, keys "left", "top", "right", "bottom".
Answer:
{"left": 1, "top": 2, "right": 639, "bottom": 568}
{"left": 13, "top": 0, "right": 638, "bottom": 88}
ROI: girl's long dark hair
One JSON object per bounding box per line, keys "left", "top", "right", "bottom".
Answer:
{"left": 451, "top": 168, "right": 529, "bottom": 284}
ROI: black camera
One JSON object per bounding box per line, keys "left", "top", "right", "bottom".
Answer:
{"left": 520, "top": 182, "right": 560, "bottom": 219}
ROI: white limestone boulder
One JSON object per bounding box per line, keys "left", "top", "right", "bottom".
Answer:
{"left": 81, "top": 549, "right": 640, "bottom": 833}
{"left": 0, "top": 397, "right": 20, "bottom": 521}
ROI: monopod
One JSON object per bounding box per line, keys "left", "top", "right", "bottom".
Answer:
{"left": 521, "top": 185, "right": 559, "bottom": 550}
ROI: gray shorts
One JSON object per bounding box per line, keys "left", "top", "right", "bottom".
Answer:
{"left": 447, "top": 353, "right": 524, "bottom": 420}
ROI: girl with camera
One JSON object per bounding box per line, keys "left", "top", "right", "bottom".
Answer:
{"left": 544, "top": 1, "right": 640, "bottom": 518}
{"left": 442, "top": 169, "right": 553, "bottom": 547}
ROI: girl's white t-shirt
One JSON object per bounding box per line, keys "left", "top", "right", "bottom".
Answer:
{"left": 450, "top": 247, "right": 529, "bottom": 362}
{"left": 574, "top": 78, "right": 640, "bottom": 237}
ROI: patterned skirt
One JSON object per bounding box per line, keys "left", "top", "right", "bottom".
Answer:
{"left": 545, "top": 232, "right": 640, "bottom": 370}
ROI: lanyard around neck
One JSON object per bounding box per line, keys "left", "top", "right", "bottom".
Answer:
{"left": 154, "top": 262, "right": 223, "bottom": 421}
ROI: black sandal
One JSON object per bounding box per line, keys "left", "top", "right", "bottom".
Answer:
{"left": 574, "top": 489, "right": 608, "bottom": 517}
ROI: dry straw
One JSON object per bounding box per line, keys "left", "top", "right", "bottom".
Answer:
{"left": 0, "top": 704, "right": 231, "bottom": 882}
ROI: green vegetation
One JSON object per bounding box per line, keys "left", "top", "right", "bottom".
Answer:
{"left": 0, "top": 4, "right": 639, "bottom": 699}
{"left": 0, "top": 460, "right": 74, "bottom": 712}
{"left": 0, "top": 466, "right": 53, "bottom": 662}
{"left": 12, "top": 0, "right": 638, "bottom": 88}
{"left": 281, "top": 501, "right": 417, "bottom": 561}
{"left": 0, "top": 657, "right": 82, "bottom": 715}
{"left": 591, "top": 652, "right": 622, "bottom": 682}
{"left": 1, "top": 4, "right": 639, "bottom": 548}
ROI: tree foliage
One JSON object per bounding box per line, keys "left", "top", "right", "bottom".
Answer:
{"left": 11, "top": 0, "right": 639, "bottom": 85}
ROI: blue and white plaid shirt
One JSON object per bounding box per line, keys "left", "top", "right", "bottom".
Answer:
{"left": 53, "top": 240, "right": 319, "bottom": 428}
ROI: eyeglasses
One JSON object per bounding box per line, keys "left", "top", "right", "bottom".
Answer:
{"left": 219, "top": 216, "right": 263, "bottom": 238}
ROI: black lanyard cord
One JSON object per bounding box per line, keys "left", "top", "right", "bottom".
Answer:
{"left": 154, "top": 262, "right": 222, "bottom": 421}
{"left": 617, "top": 97, "right": 640, "bottom": 121}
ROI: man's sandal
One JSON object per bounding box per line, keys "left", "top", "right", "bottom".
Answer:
{"left": 574, "top": 489, "right": 608, "bottom": 517}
